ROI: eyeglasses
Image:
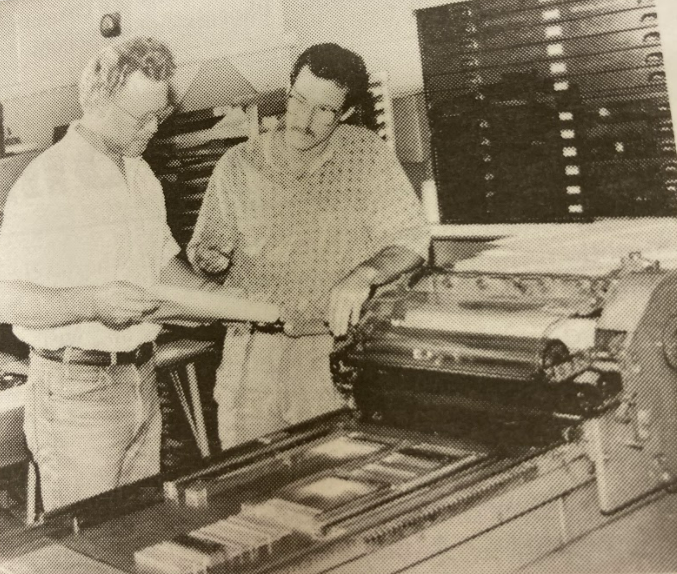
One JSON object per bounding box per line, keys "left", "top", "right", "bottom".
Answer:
{"left": 287, "top": 90, "right": 340, "bottom": 125}
{"left": 112, "top": 101, "right": 175, "bottom": 129}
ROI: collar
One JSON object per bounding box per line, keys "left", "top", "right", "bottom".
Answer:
{"left": 264, "top": 128, "right": 336, "bottom": 179}
{"left": 73, "top": 122, "right": 122, "bottom": 158}
{"left": 72, "top": 122, "right": 135, "bottom": 178}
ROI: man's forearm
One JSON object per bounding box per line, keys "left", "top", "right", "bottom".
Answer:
{"left": 0, "top": 281, "right": 97, "bottom": 328}
{"left": 355, "top": 246, "right": 424, "bottom": 286}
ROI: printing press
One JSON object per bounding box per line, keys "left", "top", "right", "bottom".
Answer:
{"left": 4, "top": 257, "right": 675, "bottom": 574}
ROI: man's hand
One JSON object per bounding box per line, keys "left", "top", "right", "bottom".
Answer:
{"left": 193, "top": 243, "right": 231, "bottom": 276}
{"left": 93, "top": 281, "right": 161, "bottom": 330}
{"left": 327, "top": 266, "right": 377, "bottom": 337}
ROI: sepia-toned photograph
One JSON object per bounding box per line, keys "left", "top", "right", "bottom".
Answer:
{"left": 1, "top": 0, "right": 677, "bottom": 572}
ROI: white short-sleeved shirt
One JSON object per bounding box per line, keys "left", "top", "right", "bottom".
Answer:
{"left": 0, "top": 124, "right": 180, "bottom": 351}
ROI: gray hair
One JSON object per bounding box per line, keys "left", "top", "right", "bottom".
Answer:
{"left": 79, "top": 37, "right": 176, "bottom": 111}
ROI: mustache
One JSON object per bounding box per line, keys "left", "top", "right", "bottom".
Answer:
{"left": 291, "top": 126, "right": 315, "bottom": 137}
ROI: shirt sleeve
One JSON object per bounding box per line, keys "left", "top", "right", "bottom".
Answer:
{"left": 363, "top": 139, "right": 431, "bottom": 261}
{"left": 160, "top": 222, "right": 181, "bottom": 268}
{"left": 154, "top": 183, "right": 181, "bottom": 269}
{"left": 186, "top": 151, "right": 240, "bottom": 268}
{"left": 0, "top": 169, "right": 97, "bottom": 286}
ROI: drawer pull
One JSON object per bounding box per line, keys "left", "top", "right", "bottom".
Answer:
{"left": 643, "top": 31, "right": 660, "bottom": 44}
{"left": 641, "top": 12, "right": 658, "bottom": 24}
{"left": 645, "top": 52, "right": 663, "bottom": 66}
{"left": 648, "top": 71, "right": 666, "bottom": 84}
{"left": 462, "top": 57, "right": 479, "bottom": 68}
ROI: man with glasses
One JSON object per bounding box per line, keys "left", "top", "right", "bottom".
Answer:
{"left": 0, "top": 37, "right": 213, "bottom": 510}
{"left": 189, "top": 43, "right": 429, "bottom": 449}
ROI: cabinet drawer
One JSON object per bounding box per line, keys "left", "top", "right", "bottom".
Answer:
{"left": 427, "top": 63, "right": 665, "bottom": 102}
{"left": 586, "top": 133, "right": 675, "bottom": 162}
{"left": 476, "top": 0, "right": 653, "bottom": 18}
{"left": 427, "top": 45, "right": 663, "bottom": 93}
{"left": 421, "top": 26, "right": 660, "bottom": 76}
{"left": 587, "top": 158, "right": 677, "bottom": 216}
{"left": 564, "top": 64, "right": 665, "bottom": 96}
{"left": 471, "top": 0, "right": 657, "bottom": 35}
{"left": 434, "top": 7, "right": 659, "bottom": 53}
{"left": 417, "top": 0, "right": 656, "bottom": 46}
{"left": 581, "top": 95, "right": 671, "bottom": 123}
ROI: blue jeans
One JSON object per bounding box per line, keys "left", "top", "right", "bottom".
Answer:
{"left": 23, "top": 351, "right": 161, "bottom": 511}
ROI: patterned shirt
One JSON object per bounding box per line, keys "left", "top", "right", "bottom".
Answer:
{"left": 188, "top": 125, "right": 429, "bottom": 319}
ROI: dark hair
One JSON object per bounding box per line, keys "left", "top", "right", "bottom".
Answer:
{"left": 290, "top": 43, "right": 378, "bottom": 132}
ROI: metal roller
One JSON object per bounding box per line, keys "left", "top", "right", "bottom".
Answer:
{"left": 354, "top": 308, "right": 572, "bottom": 382}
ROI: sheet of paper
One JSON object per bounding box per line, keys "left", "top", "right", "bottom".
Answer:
{"left": 402, "top": 307, "right": 561, "bottom": 339}
{"left": 308, "top": 436, "right": 385, "bottom": 460}
{"left": 286, "top": 476, "right": 379, "bottom": 511}
{"left": 149, "top": 284, "right": 280, "bottom": 324}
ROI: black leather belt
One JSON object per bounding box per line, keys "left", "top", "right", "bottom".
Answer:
{"left": 31, "top": 342, "right": 154, "bottom": 367}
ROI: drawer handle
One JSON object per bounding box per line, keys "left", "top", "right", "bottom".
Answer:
{"left": 465, "top": 24, "right": 478, "bottom": 33}
{"left": 664, "top": 163, "right": 677, "bottom": 173}
{"left": 643, "top": 31, "right": 660, "bottom": 44}
{"left": 641, "top": 12, "right": 658, "bottom": 24}
{"left": 645, "top": 52, "right": 663, "bottom": 65}
{"left": 452, "top": 6, "right": 472, "bottom": 17}
{"left": 462, "top": 57, "right": 479, "bottom": 68}
{"left": 462, "top": 39, "right": 479, "bottom": 50}
{"left": 648, "top": 71, "right": 666, "bottom": 83}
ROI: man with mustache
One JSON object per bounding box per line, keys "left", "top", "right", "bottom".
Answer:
{"left": 0, "top": 37, "right": 213, "bottom": 510}
{"left": 189, "top": 43, "right": 429, "bottom": 449}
